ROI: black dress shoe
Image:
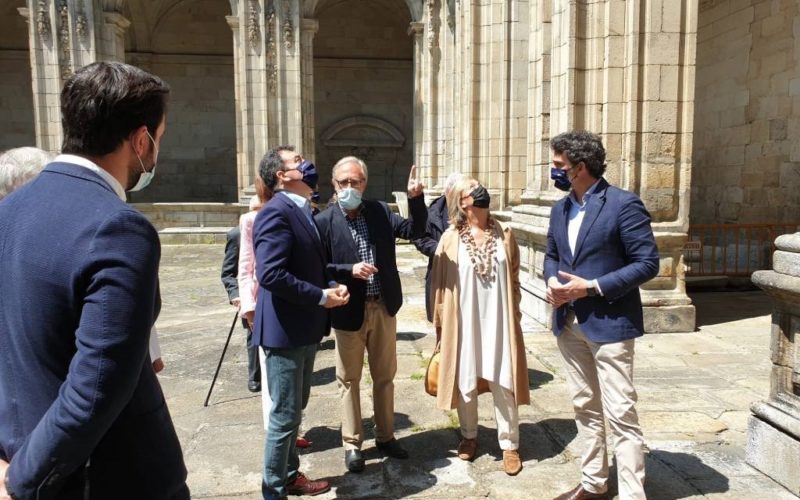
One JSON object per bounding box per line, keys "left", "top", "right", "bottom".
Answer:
{"left": 375, "top": 438, "right": 408, "bottom": 459}
{"left": 248, "top": 381, "right": 261, "bottom": 392}
{"left": 345, "top": 449, "right": 365, "bottom": 473}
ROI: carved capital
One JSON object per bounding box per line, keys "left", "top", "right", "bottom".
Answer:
{"left": 247, "top": 0, "right": 261, "bottom": 52}
{"left": 36, "top": 0, "right": 51, "bottom": 43}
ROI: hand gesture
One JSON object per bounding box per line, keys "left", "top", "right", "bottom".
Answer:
{"left": 352, "top": 261, "right": 378, "bottom": 280}
{"left": 407, "top": 164, "right": 424, "bottom": 198}
{"left": 547, "top": 271, "right": 591, "bottom": 306}
{"left": 323, "top": 286, "right": 349, "bottom": 308}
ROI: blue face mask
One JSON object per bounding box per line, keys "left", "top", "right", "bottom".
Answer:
{"left": 550, "top": 167, "right": 572, "bottom": 192}
{"left": 298, "top": 160, "right": 318, "bottom": 190}
{"left": 337, "top": 187, "right": 363, "bottom": 210}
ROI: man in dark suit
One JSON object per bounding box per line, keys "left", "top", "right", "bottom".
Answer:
{"left": 253, "top": 147, "right": 348, "bottom": 499}
{"left": 315, "top": 157, "right": 426, "bottom": 473}
{"left": 412, "top": 172, "right": 464, "bottom": 322}
{"left": 544, "top": 130, "right": 659, "bottom": 500}
{"left": 0, "top": 62, "right": 188, "bottom": 499}
{"left": 221, "top": 223, "right": 261, "bottom": 392}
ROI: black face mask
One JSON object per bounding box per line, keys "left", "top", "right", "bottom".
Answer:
{"left": 470, "top": 185, "right": 491, "bottom": 208}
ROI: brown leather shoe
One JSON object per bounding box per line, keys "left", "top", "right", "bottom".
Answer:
{"left": 503, "top": 449, "right": 522, "bottom": 476}
{"left": 286, "top": 472, "right": 330, "bottom": 496}
{"left": 553, "top": 483, "right": 609, "bottom": 500}
{"left": 457, "top": 438, "right": 477, "bottom": 461}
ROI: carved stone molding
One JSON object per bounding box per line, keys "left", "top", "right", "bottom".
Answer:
{"left": 282, "top": 0, "right": 294, "bottom": 52}
{"left": 247, "top": 0, "right": 260, "bottom": 52}
{"left": 427, "top": 0, "right": 439, "bottom": 50}
{"left": 75, "top": 0, "right": 88, "bottom": 44}
{"left": 36, "top": 0, "right": 51, "bottom": 42}
{"left": 58, "top": 0, "right": 72, "bottom": 79}
{"left": 266, "top": 2, "right": 277, "bottom": 94}
{"left": 447, "top": 0, "right": 456, "bottom": 31}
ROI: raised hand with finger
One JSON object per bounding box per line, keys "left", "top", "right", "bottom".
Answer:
{"left": 407, "top": 164, "right": 425, "bottom": 198}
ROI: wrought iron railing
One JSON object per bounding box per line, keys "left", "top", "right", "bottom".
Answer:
{"left": 684, "top": 224, "right": 800, "bottom": 277}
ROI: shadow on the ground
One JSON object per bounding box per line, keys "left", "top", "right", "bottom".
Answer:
{"left": 529, "top": 368, "right": 554, "bottom": 389}
{"left": 642, "top": 450, "right": 730, "bottom": 499}
{"left": 397, "top": 331, "right": 426, "bottom": 342}
{"left": 311, "top": 366, "right": 335, "bottom": 386}
{"left": 691, "top": 290, "right": 771, "bottom": 328}
{"left": 318, "top": 338, "right": 335, "bottom": 350}
{"left": 304, "top": 413, "right": 417, "bottom": 454}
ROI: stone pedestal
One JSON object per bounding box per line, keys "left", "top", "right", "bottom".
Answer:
{"left": 747, "top": 233, "right": 800, "bottom": 496}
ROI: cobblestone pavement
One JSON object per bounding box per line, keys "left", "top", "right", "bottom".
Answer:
{"left": 155, "top": 243, "right": 795, "bottom": 499}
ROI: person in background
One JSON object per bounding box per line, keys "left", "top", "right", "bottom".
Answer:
{"left": 413, "top": 171, "right": 464, "bottom": 322}
{"left": 0, "top": 146, "right": 54, "bottom": 200}
{"left": 430, "top": 176, "right": 529, "bottom": 476}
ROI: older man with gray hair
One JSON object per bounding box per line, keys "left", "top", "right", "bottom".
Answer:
{"left": 413, "top": 171, "right": 464, "bottom": 322}
{"left": 0, "top": 147, "right": 54, "bottom": 200}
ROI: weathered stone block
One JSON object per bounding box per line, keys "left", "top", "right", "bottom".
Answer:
{"left": 746, "top": 415, "right": 800, "bottom": 496}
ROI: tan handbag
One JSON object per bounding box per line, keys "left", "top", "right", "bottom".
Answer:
{"left": 425, "top": 342, "right": 490, "bottom": 397}
{"left": 424, "top": 344, "right": 441, "bottom": 396}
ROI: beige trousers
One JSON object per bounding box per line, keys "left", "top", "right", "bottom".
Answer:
{"left": 334, "top": 299, "right": 397, "bottom": 450}
{"left": 557, "top": 314, "right": 646, "bottom": 500}
{"left": 456, "top": 381, "right": 519, "bottom": 450}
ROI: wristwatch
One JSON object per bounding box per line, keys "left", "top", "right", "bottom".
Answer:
{"left": 586, "top": 281, "right": 598, "bottom": 297}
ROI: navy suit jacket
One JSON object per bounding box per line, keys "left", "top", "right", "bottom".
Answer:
{"left": 315, "top": 195, "right": 427, "bottom": 331}
{"left": 543, "top": 178, "right": 659, "bottom": 343}
{"left": 0, "top": 162, "right": 188, "bottom": 499}
{"left": 412, "top": 195, "right": 449, "bottom": 322}
{"left": 252, "top": 192, "right": 331, "bottom": 348}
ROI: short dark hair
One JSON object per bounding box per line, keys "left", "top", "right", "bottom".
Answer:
{"left": 60, "top": 62, "right": 170, "bottom": 156}
{"left": 550, "top": 130, "right": 606, "bottom": 178}
{"left": 258, "top": 145, "right": 295, "bottom": 190}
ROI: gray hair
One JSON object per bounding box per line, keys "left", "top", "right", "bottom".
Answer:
{"left": 0, "top": 147, "right": 54, "bottom": 200}
{"left": 332, "top": 156, "right": 368, "bottom": 181}
{"left": 443, "top": 172, "right": 465, "bottom": 194}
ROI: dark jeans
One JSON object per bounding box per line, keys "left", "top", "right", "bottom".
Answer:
{"left": 261, "top": 343, "right": 317, "bottom": 500}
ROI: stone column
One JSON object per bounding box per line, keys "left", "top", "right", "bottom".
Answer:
{"left": 747, "top": 233, "right": 800, "bottom": 495}
{"left": 228, "top": 0, "right": 273, "bottom": 198}
{"left": 299, "top": 18, "right": 318, "bottom": 160}
{"left": 508, "top": 0, "right": 697, "bottom": 333}
{"left": 409, "top": 20, "right": 425, "bottom": 174}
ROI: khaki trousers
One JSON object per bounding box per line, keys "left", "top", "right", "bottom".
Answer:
{"left": 334, "top": 299, "right": 397, "bottom": 450}
{"left": 456, "top": 381, "right": 519, "bottom": 450}
{"left": 557, "top": 313, "right": 646, "bottom": 500}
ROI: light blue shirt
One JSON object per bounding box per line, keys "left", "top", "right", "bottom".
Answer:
{"left": 567, "top": 179, "right": 603, "bottom": 295}
{"left": 278, "top": 191, "right": 329, "bottom": 305}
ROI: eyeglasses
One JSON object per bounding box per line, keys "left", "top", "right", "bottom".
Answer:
{"left": 335, "top": 178, "right": 365, "bottom": 188}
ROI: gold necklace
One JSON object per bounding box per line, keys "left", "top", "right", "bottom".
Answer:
{"left": 458, "top": 219, "right": 497, "bottom": 281}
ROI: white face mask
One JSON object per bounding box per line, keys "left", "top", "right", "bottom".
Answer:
{"left": 129, "top": 131, "right": 159, "bottom": 192}
{"left": 337, "top": 187, "right": 363, "bottom": 210}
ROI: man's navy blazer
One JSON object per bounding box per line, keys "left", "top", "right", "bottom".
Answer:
{"left": 315, "top": 195, "right": 427, "bottom": 331}
{"left": 412, "top": 195, "right": 449, "bottom": 322}
{"left": 0, "top": 162, "right": 188, "bottom": 499}
{"left": 543, "top": 178, "right": 660, "bottom": 343}
{"left": 251, "top": 192, "right": 331, "bottom": 348}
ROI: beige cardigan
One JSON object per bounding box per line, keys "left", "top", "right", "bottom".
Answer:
{"left": 430, "top": 220, "right": 530, "bottom": 410}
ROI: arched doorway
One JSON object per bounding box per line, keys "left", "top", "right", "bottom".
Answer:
{"left": 0, "top": 0, "right": 35, "bottom": 151}
{"left": 313, "top": 0, "right": 414, "bottom": 202}
{"left": 126, "top": 0, "right": 237, "bottom": 203}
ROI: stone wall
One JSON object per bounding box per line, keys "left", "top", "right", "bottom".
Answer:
{"left": 692, "top": 0, "right": 800, "bottom": 224}
{"left": 127, "top": 0, "right": 236, "bottom": 203}
{"left": 0, "top": 1, "right": 35, "bottom": 151}
{"left": 313, "top": 0, "right": 413, "bottom": 202}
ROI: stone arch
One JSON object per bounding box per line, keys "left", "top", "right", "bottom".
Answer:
{"left": 312, "top": 0, "right": 414, "bottom": 202}
{"left": 125, "top": 0, "right": 237, "bottom": 203}
{"left": 321, "top": 116, "right": 405, "bottom": 149}
{"left": 305, "top": 0, "right": 420, "bottom": 21}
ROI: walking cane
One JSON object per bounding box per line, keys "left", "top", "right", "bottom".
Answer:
{"left": 204, "top": 310, "right": 240, "bottom": 407}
